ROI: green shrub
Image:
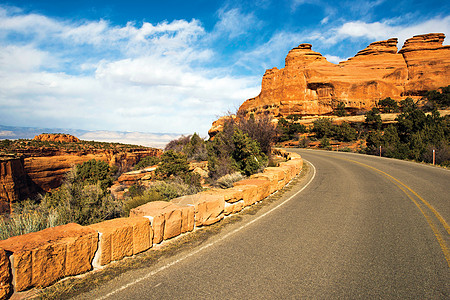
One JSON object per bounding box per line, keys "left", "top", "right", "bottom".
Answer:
{"left": 122, "top": 189, "right": 164, "bottom": 216}
{"left": 278, "top": 117, "right": 307, "bottom": 142}
{"left": 232, "top": 129, "right": 268, "bottom": 176}
{"left": 378, "top": 97, "right": 399, "bottom": 113}
{"left": 335, "top": 101, "right": 348, "bottom": 116}
{"left": 312, "top": 118, "right": 333, "bottom": 139}
{"left": 165, "top": 133, "right": 207, "bottom": 161}
{"left": 364, "top": 108, "right": 382, "bottom": 131}
{"left": 156, "top": 150, "right": 190, "bottom": 178}
{"left": 122, "top": 180, "right": 202, "bottom": 216}
{"left": 319, "top": 137, "right": 331, "bottom": 150}
{"left": 75, "top": 159, "right": 114, "bottom": 190}
{"left": 133, "top": 156, "right": 160, "bottom": 170}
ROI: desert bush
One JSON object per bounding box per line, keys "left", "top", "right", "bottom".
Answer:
{"left": 133, "top": 156, "right": 160, "bottom": 170}
{"left": 424, "top": 86, "right": 450, "bottom": 109}
{"left": 41, "top": 182, "right": 122, "bottom": 226}
{"left": 277, "top": 117, "right": 307, "bottom": 142}
{"left": 319, "top": 137, "right": 332, "bottom": 150}
{"left": 297, "top": 137, "right": 310, "bottom": 148}
{"left": 335, "top": 101, "right": 348, "bottom": 116}
{"left": 207, "top": 124, "right": 268, "bottom": 180}
{"left": 122, "top": 179, "right": 202, "bottom": 216}
{"left": 156, "top": 150, "right": 190, "bottom": 178}
{"left": 165, "top": 133, "right": 207, "bottom": 161}
{"left": 215, "top": 172, "right": 244, "bottom": 189}
{"left": 122, "top": 189, "right": 164, "bottom": 216}
{"left": 312, "top": 118, "right": 333, "bottom": 139}
{"left": 237, "top": 115, "right": 278, "bottom": 156}
{"left": 378, "top": 97, "right": 399, "bottom": 113}
{"left": 183, "top": 133, "right": 208, "bottom": 161}
{"left": 75, "top": 159, "right": 114, "bottom": 190}
{"left": 333, "top": 122, "right": 357, "bottom": 142}
{"left": 364, "top": 108, "right": 382, "bottom": 131}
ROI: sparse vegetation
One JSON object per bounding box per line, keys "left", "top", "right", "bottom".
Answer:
{"left": 1, "top": 159, "right": 122, "bottom": 239}
{"left": 274, "top": 87, "right": 449, "bottom": 167}
{"left": 133, "top": 156, "right": 160, "bottom": 170}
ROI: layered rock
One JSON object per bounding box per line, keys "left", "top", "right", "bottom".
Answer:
{"left": 235, "top": 33, "right": 449, "bottom": 122}
{"left": 0, "top": 148, "right": 162, "bottom": 213}
{"left": 0, "top": 157, "right": 38, "bottom": 213}
{"left": 33, "top": 133, "right": 81, "bottom": 143}
{"left": 399, "top": 33, "right": 450, "bottom": 93}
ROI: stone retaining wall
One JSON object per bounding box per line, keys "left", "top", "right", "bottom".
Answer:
{"left": 0, "top": 149, "right": 302, "bottom": 299}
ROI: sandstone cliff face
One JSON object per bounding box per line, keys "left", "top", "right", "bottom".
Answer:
{"left": 237, "top": 33, "right": 449, "bottom": 120}
{"left": 0, "top": 148, "right": 162, "bottom": 213}
{"left": 0, "top": 157, "right": 38, "bottom": 213}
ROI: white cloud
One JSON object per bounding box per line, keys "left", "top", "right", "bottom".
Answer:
{"left": 324, "top": 54, "right": 346, "bottom": 64}
{"left": 213, "top": 8, "right": 261, "bottom": 39}
{"left": 329, "top": 16, "right": 450, "bottom": 47}
{"left": 0, "top": 5, "right": 260, "bottom": 136}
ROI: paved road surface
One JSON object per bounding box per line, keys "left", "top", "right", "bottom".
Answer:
{"left": 75, "top": 150, "right": 450, "bottom": 299}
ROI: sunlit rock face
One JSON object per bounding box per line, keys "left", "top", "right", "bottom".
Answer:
{"left": 237, "top": 33, "right": 449, "bottom": 119}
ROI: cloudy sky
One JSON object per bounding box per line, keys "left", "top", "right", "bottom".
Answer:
{"left": 1, "top": 0, "right": 449, "bottom": 139}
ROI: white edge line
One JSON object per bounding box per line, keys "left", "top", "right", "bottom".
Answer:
{"left": 97, "top": 161, "right": 317, "bottom": 300}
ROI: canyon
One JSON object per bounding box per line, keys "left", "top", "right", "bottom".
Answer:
{"left": 210, "top": 33, "right": 449, "bottom": 137}
{"left": 0, "top": 134, "right": 162, "bottom": 213}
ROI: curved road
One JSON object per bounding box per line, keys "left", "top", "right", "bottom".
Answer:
{"left": 75, "top": 150, "right": 450, "bottom": 299}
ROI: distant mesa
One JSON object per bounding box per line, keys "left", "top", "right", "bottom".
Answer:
{"left": 33, "top": 133, "right": 81, "bottom": 143}
{"left": 209, "top": 33, "right": 450, "bottom": 136}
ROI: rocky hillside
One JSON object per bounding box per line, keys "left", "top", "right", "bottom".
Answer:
{"left": 236, "top": 33, "right": 449, "bottom": 121}
{"left": 0, "top": 136, "right": 162, "bottom": 213}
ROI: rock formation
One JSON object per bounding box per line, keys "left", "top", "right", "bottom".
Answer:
{"left": 33, "top": 133, "right": 81, "bottom": 143}
{"left": 0, "top": 156, "right": 38, "bottom": 213}
{"left": 0, "top": 148, "right": 162, "bottom": 213}
{"left": 235, "top": 33, "right": 449, "bottom": 122}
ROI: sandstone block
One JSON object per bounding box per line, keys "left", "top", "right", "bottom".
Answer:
{"left": 224, "top": 201, "right": 244, "bottom": 215}
{"left": 250, "top": 172, "right": 279, "bottom": 194}
{"left": 88, "top": 217, "right": 151, "bottom": 266}
{"left": 172, "top": 193, "right": 225, "bottom": 227}
{"left": 230, "top": 184, "right": 258, "bottom": 207}
{"left": 0, "top": 248, "right": 11, "bottom": 300}
{"left": 0, "top": 223, "right": 98, "bottom": 292}
{"left": 177, "top": 205, "right": 195, "bottom": 233}
{"left": 202, "top": 188, "right": 245, "bottom": 204}
{"left": 264, "top": 167, "right": 288, "bottom": 190}
{"left": 234, "top": 179, "right": 271, "bottom": 202}
{"left": 130, "top": 201, "right": 187, "bottom": 242}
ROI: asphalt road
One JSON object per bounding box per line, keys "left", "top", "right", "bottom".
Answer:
{"left": 75, "top": 150, "right": 450, "bottom": 299}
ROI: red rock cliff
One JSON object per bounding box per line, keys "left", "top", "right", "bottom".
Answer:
{"left": 237, "top": 33, "right": 450, "bottom": 120}
{"left": 0, "top": 156, "right": 38, "bottom": 213}
{"left": 0, "top": 148, "right": 162, "bottom": 213}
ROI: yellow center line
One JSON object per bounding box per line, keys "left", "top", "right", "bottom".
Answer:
{"left": 387, "top": 177, "right": 450, "bottom": 268}
{"left": 344, "top": 158, "right": 450, "bottom": 235}
{"left": 339, "top": 156, "right": 450, "bottom": 268}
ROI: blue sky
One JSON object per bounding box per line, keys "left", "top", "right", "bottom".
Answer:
{"left": 1, "top": 0, "right": 449, "bottom": 140}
